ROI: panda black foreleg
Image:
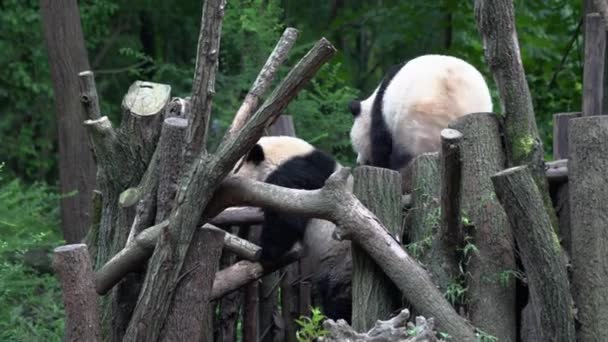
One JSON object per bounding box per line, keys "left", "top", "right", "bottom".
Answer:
{"left": 259, "top": 210, "right": 309, "bottom": 262}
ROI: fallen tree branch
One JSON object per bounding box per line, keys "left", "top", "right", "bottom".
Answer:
{"left": 95, "top": 222, "right": 261, "bottom": 295}
{"left": 210, "top": 206, "right": 264, "bottom": 226}
{"left": 319, "top": 309, "right": 442, "bottom": 342}
{"left": 229, "top": 27, "right": 299, "bottom": 136}
{"left": 211, "top": 243, "right": 304, "bottom": 300}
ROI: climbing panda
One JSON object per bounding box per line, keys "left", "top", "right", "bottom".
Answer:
{"left": 348, "top": 54, "right": 493, "bottom": 180}
{"left": 233, "top": 136, "right": 352, "bottom": 321}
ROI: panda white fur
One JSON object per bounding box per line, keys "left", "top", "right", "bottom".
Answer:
{"left": 234, "top": 136, "right": 352, "bottom": 321}
{"left": 349, "top": 54, "right": 493, "bottom": 171}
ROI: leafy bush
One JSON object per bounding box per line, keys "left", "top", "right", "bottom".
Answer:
{"left": 0, "top": 165, "right": 64, "bottom": 340}
{"left": 295, "top": 307, "right": 329, "bottom": 342}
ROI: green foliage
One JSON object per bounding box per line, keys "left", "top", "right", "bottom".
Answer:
{"left": 475, "top": 328, "right": 498, "bottom": 342}
{"left": 289, "top": 62, "right": 360, "bottom": 165}
{"left": 295, "top": 307, "right": 329, "bottom": 342}
{"left": 444, "top": 280, "right": 468, "bottom": 306}
{"left": 0, "top": 166, "right": 64, "bottom": 340}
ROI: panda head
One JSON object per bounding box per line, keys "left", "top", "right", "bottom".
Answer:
{"left": 233, "top": 136, "right": 316, "bottom": 181}
{"left": 348, "top": 89, "right": 377, "bottom": 166}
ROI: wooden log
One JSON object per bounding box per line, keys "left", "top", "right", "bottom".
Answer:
{"left": 267, "top": 115, "right": 296, "bottom": 136}
{"left": 155, "top": 117, "right": 188, "bottom": 222}
{"left": 121, "top": 80, "right": 170, "bottom": 165}
{"left": 160, "top": 227, "right": 225, "bottom": 341}
{"left": 210, "top": 207, "right": 264, "bottom": 226}
{"left": 78, "top": 71, "right": 101, "bottom": 121}
{"left": 569, "top": 115, "right": 608, "bottom": 341}
{"left": 352, "top": 166, "right": 402, "bottom": 331}
{"left": 94, "top": 222, "right": 260, "bottom": 295}
{"left": 408, "top": 152, "right": 459, "bottom": 295}
{"left": 229, "top": 29, "right": 299, "bottom": 136}
{"left": 216, "top": 227, "right": 242, "bottom": 342}
{"left": 281, "top": 263, "right": 299, "bottom": 342}
{"left": 439, "top": 129, "right": 463, "bottom": 259}
{"left": 243, "top": 225, "right": 261, "bottom": 342}
{"left": 492, "top": 165, "right": 575, "bottom": 341}
{"left": 211, "top": 244, "right": 304, "bottom": 301}
{"left": 449, "top": 112, "right": 516, "bottom": 341}
{"left": 53, "top": 244, "right": 100, "bottom": 342}
{"left": 186, "top": 0, "right": 225, "bottom": 158}
{"left": 321, "top": 309, "right": 438, "bottom": 342}
{"left": 553, "top": 112, "right": 581, "bottom": 159}
{"left": 583, "top": 13, "right": 606, "bottom": 117}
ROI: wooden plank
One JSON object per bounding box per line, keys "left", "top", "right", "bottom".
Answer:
{"left": 553, "top": 112, "right": 581, "bottom": 159}
{"left": 583, "top": 13, "right": 606, "bottom": 117}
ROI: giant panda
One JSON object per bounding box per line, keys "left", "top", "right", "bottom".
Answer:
{"left": 233, "top": 136, "right": 352, "bottom": 321}
{"left": 348, "top": 54, "right": 493, "bottom": 180}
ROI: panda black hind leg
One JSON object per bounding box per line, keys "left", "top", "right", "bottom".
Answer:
{"left": 258, "top": 149, "right": 337, "bottom": 262}
{"left": 259, "top": 210, "right": 308, "bottom": 262}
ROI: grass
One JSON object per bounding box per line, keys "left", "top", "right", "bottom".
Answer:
{"left": 0, "top": 165, "right": 65, "bottom": 341}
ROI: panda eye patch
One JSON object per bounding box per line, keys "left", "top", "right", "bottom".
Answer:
{"left": 245, "top": 144, "right": 265, "bottom": 165}
{"left": 348, "top": 100, "right": 361, "bottom": 117}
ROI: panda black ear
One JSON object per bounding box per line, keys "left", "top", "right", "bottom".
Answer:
{"left": 245, "top": 144, "right": 265, "bottom": 165}
{"left": 348, "top": 100, "right": 361, "bottom": 117}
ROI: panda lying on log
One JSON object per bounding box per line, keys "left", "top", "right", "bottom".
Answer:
{"left": 233, "top": 136, "right": 353, "bottom": 321}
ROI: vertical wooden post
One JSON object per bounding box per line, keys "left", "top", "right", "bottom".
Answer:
{"left": 449, "top": 112, "right": 516, "bottom": 342}
{"left": 583, "top": 13, "right": 606, "bottom": 117}
{"left": 569, "top": 115, "right": 608, "bottom": 341}
{"left": 53, "top": 244, "right": 100, "bottom": 342}
{"left": 40, "top": 0, "right": 96, "bottom": 243}
{"left": 553, "top": 112, "right": 582, "bottom": 159}
{"left": 243, "top": 225, "right": 261, "bottom": 342}
{"left": 160, "top": 228, "right": 225, "bottom": 342}
{"left": 351, "top": 166, "right": 402, "bottom": 331}
{"left": 216, "top": 227, "right": 243, "bottom": 342}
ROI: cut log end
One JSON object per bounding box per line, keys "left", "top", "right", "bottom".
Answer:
{"left": 440, "top": 128, "right": 463, "bottom": 141}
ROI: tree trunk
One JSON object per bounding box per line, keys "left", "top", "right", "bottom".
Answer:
{"left": 40, "top": 0, "right": 96, "bottom": 243}
{"left": 569, "top": 116, "right": 608, "bottom": 341}
{"left": 474, "top": 0, "right": 556, "bottom": 229}
{"left": 449, "top": 113, "right": 516, "bottom": 342}
{"left": 351, "top": 166, "right": 402, "bottom": 331}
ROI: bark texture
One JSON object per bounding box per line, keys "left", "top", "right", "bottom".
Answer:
{"left": 186, "top": 0, "right": 225, "bottom": 158}
{"left": 583, "top": 13, "right": 606, "bottom": 117}
{"left": 320, "top": 310, "right": 441, "bottom": 342}
{"left": 53, "top": 244, "right": 100, "bottom": 342}
{"left": 569, "top": 116, "right": 608, "bottom": 341}
{"left": 160, "top": 228, "right": 224, "bottom": 341}
{"left": 352, "top": 166, "right": 402, "bottom": 331}
{"left": 492, "top": 166, "right": 575, "bottom": 342}
{"left": 449, "top": 113, "right": 516, "bottom": 342}
{"left": 40, "top": 0, "right": 96, "bottom": 243}
{"left": 474, "top": 0, "right": 556, "bottom": 230}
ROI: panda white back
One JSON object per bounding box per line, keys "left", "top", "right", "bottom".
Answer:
{"left": 349, "top": 54, "right": 493, "bottom": 172}
{"left": 384, "top": 55, "right": 492, "bottom": 155}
